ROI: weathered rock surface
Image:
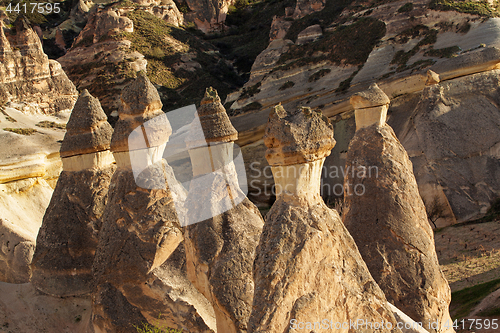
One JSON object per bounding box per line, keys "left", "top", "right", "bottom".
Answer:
{"left": 0, "top": 17, "right": 77, "bottom": 114}
{"left": 343, "top": 98, "right": 454, "bottom": 332}
{"left": 184, "top": 88, "right": 264, "bottom": 333}
{"left": 184, "top": 0, "right": 235, "bottom": 33}
{"left": 31, "top": 90, "right": 115, "bottom": 297}
{"left": 269, "top": 15, "right": 292, "bottom": 42}
{"left": 296, "top": 24, "right": 322, "bottom": 45}
{"left": 292, "top": 0, "right": 325, "bottom": 19}
{"left": 92, "top": 75, "right": 214, "bottom": 332}
{"left": 58, "top": 7, "right": 147, "bottom": 121}
{"left": 249, "top": 105, "right": 401, "bottom": 333}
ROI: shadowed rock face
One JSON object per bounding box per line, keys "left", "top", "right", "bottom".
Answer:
{"left": 184, "top": 88, "right": 264, "bottom": 333}
{"left": 92, "top": 75, "right": 214, "bottom": 333}
{"left": 31, "top": 90, "right": 115, "bottom": 297}
{"left": 0, "top": 16, "right": 77, "bottom": 113}
{"left": 343, "top": 90, "right": 454, "bottom": 332}
{"left": 249, "top": 105, "right": 401, "bottom": 333}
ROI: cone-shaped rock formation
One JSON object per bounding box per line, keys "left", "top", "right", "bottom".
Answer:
{"left": 343, "top": 84, "right": 454, "bottom": 333}
{"left": 184, "top": 87, "right": 264, "bottom": 333}
{"left": 91, "top": 74, "right": 195, "bottom": 332}
{"left": 248, "top": 105, "right": 402, "bottom": 333}
{"left": 31, "top": 90, "right": 115, "bottom": 297}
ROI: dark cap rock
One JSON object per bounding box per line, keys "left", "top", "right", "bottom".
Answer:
{"left": 264, "top": 105, "right": 335, "bottom": 166}
{"left": 186, "top": 87, "right": 238, "bottom": 149}
{"left": 350, "top": 83, "right": 390, "bottom": 109}
{"left": 111, "top": 74, "right": 172, "bottom": 152}
{"left": 60, "top": 90, "right": 113, "bottom": 158}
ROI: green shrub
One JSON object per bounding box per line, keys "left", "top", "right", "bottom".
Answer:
{"left": 425, "top": 45, "right": 461, "bottom": 58}
{"left": 35, "top": 121, "right": 66, "bottom": 129}
{"left": 398, "top": 2, "right": 414, "bottom": 13}
{"left": 3, "top": 128, "right": 37, "bottom": 135}
{"left": 429, "top": 0, "right": 500, "bottom": 17}
{"left": 278, "top": 81, "right": 295, "bottom": 90}
{"left": 308, "top": 69, "right": 331, "bottom": 82}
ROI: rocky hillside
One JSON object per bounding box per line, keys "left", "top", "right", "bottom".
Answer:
{"left": 223, "top": 0, "right": 500, "bottom": 226}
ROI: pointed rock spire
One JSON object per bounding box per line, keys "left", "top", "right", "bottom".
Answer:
{"left": 344, "top": 86, "right": 455, "bottom": 333}
{"left": 183, "top": 87, "right": 264, "bottom": 333}
{"left": 31, "top": 91, "right": 115, "bottom": 297}
{"left": 60, "top": 89, "right": 113, "bottom": 158}
{"left": 249, "top": 104, "right": 401, "bottom": 332}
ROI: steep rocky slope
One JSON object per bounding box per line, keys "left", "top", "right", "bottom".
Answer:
{"left": 227, "top": 0, "right": 500, "bottom": 224}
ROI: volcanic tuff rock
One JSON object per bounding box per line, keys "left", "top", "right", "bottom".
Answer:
{"left": 249, "top": 105, "right": 401, "bottom": 333}
{"left": 92, "top": 75, "right": 214, "bottom": 332}
{"left": 184, "top": 88, "right": 264, "bottom": 333}
{"left": 31, "top": 91, "right": 115, "bottom": 297}
{"left": 58, "top": 7, "right": 147, "bottom": 121}
{"left": 343, "top": 89, "right": 454, "bottom": 333}
{"left": 0, "top": 17, "right": 77, "bottom": 114}
{"left": 292, "top": 0, "right": 325, "bottom": 19}
{"left": 184, "top": 0, "right": 235, "bottom": 33}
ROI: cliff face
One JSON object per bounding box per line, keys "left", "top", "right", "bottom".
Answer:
{"left": 227, "top": 0, "right": 500, "bottom": 224}
{"left": 0, "top": 17, "right": 77, "bottom": 284}
{"left": 0, "top": 17, "right": 77, "bottom": 114}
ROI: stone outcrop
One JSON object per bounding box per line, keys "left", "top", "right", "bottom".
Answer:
{"left": 292, "top": 0, "right": 325, "bottom": 19}
{"left": 92, "top": 74, "right": 214, "bottom": 332}
{"left": 0, "top": 16, "right": 77, "bottom": 114}
{"left": 343, "top": 85, "right": 454, "bottom": 333}
{"left": 296, "top": 24, "right": 322, "bottom": 45}
{"left": 184, "top": 0, "right": 235, "bottom": 33}
{"left": 58, "top": 7, "right": 147, "bottom": 121}
{"left": 269, "top": 15, "right": 292, "bottom": 41}
{"left": 184, "top": 88, "right": 264, "bottom": 332}
{"left": 249, "top": 105, "right": 401, "bottom": 333}
{"left": 31, "top": 90, "right": 115, "bottom": 297}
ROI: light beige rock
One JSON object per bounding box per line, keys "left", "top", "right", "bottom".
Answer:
{"left": 296, "top": 24, "right": 322, "bottom": 45}
{"left": 249, "top": 105, "right": 401, "bottom": 333}
{"left": 343, "top": 119, "right": 455, "bottom": 333}
{"left": 269, "top": 16, "right": 292, "bottom": 41}
{"left": 184, "top": 88, "right": 264, "bottom": 333}
{"left": 351, "top": 83, "right": 390, "bottom": 130}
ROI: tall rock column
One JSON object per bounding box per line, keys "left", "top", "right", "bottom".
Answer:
{"left": 31, "top": 90, "right": 115, "bottom": 297}
{"left": 184, "top": 88, "right": 264, "bottom": 333}
{"left": 343, "top": 84, "right": 454, "bottom": 333}
{"left": 91, "top": 74, "right": 186, "bottom": 332}
{"left": 249, "top": 105, "right": 402, "bottom": 333}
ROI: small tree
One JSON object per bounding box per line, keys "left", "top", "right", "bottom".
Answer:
{"left": 424, "top": 195, "right": 450, "bottom": 229}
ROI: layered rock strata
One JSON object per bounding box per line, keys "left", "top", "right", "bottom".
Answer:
{"left": 0, "top": 17, "right": 77, "bottom": 113}
{"left": 343, "top": 84, "right": 454, "bottom": 333}
{"left": 31, "top": 90, "right": 114, "bottom": 297}
{"left": 92, "top": 74, "right": 213, "bottom": 332}
{"left": 184, "top": 88, "right": 264, "bottom": 333}
{"left": 248, "top": 105, "right": 401, "bottom": 333}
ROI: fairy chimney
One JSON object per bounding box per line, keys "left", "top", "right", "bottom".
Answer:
{"left": 91, "top": 74, "right": 190, "bottom": 332}
{"left": 350, "top": 83, "right": 390, "bottom": 130}
{"left": 343, "top": 84, "right": 454, "bottom": 333}
{"left": 183, "top": 87, "right": 264, "bottom": 333}
{"left": 248, "top": 105, "right": 402, "bottom": 332}
{"left": 31, "top": 90, "right": 115, "bottom": 297}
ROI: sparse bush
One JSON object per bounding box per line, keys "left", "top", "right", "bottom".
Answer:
{"left": 35, "top": 121, "right": 66, "bottom": 129}
{"left": 278, "top": 81, "right": 295, "bottom": 90}
{"left": 3, "top": 128, "right": 37, "bottom": 135}
{"left": 424, "top": 195, "right": 451, "bottom": 229}
{"left": 398, "top": 3, "right": 414, "bottom": 13}
{"left": 308, "top": 69, "right": 331, "bottom": 82}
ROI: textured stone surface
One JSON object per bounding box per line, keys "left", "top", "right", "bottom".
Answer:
{"left": 184, "top": 0, "right": 235, "bottom": 32}
{"left": 0, "top": 178, "right": 53, "bottom": 283}
{"left": 92, "top": 76, "right": 214, "bottom": 332}
{"left": 249, "top": 105, "right": 401, "bottom": 333}
{"left": 264, "top": 105, "right": 335, "bottom": 166}
{"left": 186, "top": 87, "right": 237, "bottom": 148}
{"left": 184, "top": 88, "right": 264, "bottom": 333}
{"left": 31, "top": 91, "right": 115, "bottom": 297}
{"left": 351, "top": 83, "right": 391, "bottom": 109}
{"left": 0, "top": 17, "right": 77, "bottom": 114}
{"left": 269, "top": 16, "right": 292, "bottom": 41}
{"left": 292, "top": 0, "right": 325, "bottom": 19}
{"left": 343, "top": 124, "right": 454, "bottom": 333}
{"left": 296, "top": 24, "right": 322, "bottom": 45}
{"left": 60, "top": 90, "right": 113, "bottom": 158}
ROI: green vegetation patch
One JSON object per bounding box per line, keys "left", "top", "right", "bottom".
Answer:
{"left": 135, "top": 322, "right": 182, "bottom": 333}
{"left": 277, "top": 17, "right": 386, "bottom": 71}
{"left": 425, "top": 45, "right": 461, "bottom": 58}
{"left": 391, "top": 26, "right": 438, "bottom": 72}
{"left": 3, "top": 127, "right": 37, "bottom": 135}
{"left": 398, "top": 2, "right": 414, "bottom": 13}
{"left": 278, "top": 81, "right": 295, "bottom": 90}
{"left": 308, "top": 69, "right": 331, "bottom": 82}
{"left": 451, "top": 278, "right": 500, "bottom": 319}
{"left": 429, "top": 0, "right": 500, "bottom": 17}
{"left": 35, "top": 120, "right": 66, "bottom": 129}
